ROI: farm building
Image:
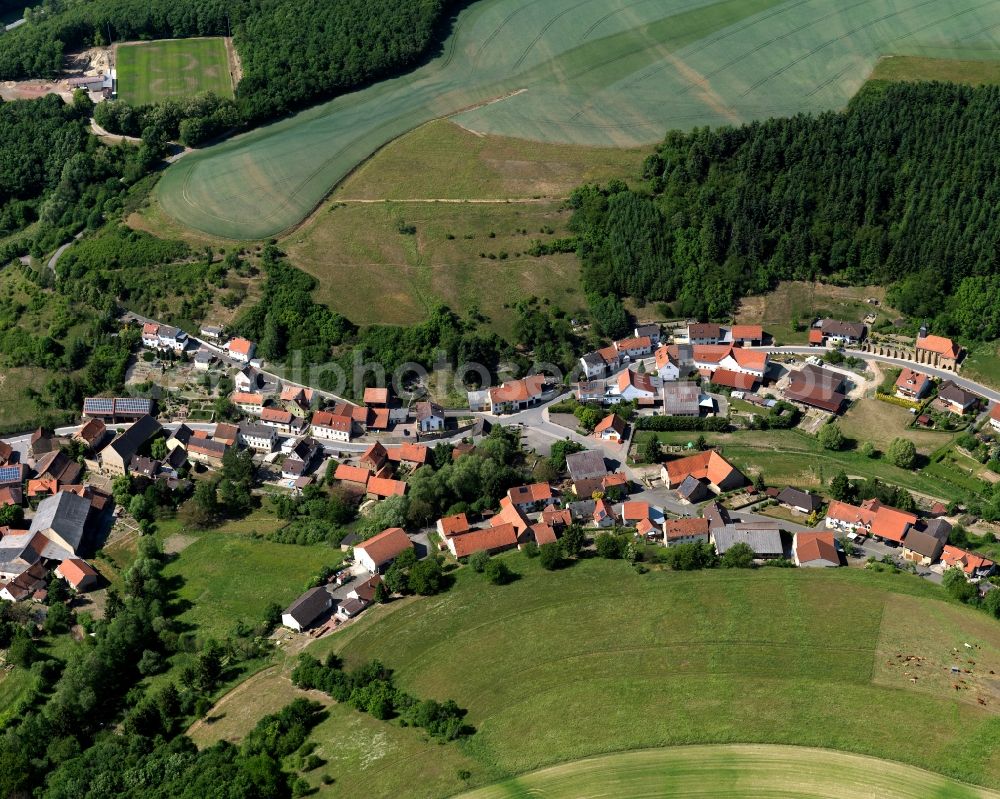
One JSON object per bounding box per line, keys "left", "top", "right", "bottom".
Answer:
{"left": 354, "top": 527, "right": 413, "bottom": 573}
{"left": 792, "top": 533, "right": 840, "bottom": 567}
{"left": 282, "top": 587, "right": 333, "bottom": 632}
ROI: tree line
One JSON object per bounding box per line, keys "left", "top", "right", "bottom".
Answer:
{"left": 569, "top": 82, "right": 1000, "bottom": 339}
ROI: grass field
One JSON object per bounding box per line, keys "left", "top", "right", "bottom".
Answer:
{"left": 838, "top": 398, "right": 954, "bottom": 454}
{"left": 456, "top": 745, "right": 1000, "bottom": 799}
{"left": 963, "top": 341, "right": 1000, "bottom": 391}
{"left": 193, "top": 558, "right": 1000, "bottom": 797}
{"left": 870, "top": 54, "right": 1000, "bottom": 85}
{"left": 116, "top": 38, "right": 233, "bottom": 106}
{"left": 636, "top": 425, "right": 966, "bottom": 500}
{"left": 157, "top": 0, "right": 1000, "bottom": 239}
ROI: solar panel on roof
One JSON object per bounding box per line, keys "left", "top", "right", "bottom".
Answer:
{"left": 83, "top": 397, "right": 115, "bottom": 413}
{"left": 0, "top": 466, "right": 20, "bottom": 484}
{"left": 115, "top": 398, "right": 152, "bottom": 414}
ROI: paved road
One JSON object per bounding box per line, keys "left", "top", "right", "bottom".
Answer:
{"left": 759, "top": 346, "right": 1000, "bottom": 404}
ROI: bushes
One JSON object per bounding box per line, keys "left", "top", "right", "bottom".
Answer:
{"left": 291, "top": 654, "right": 471, "bottom": 741}
{"left": 635, "top": 415, "right": 729, "bottom": 432}
{"left": 876, "top": 391, "right": 921, "bottom": 410}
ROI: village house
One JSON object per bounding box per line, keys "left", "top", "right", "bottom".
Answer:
{"left": 354, "top": 527, "right": 413, "bottom": 573}
{"left": 200, "top": 324, "right": 224, "bottom": 341}
{"left": 776, "top": 487, "right": 824, "bottom": 515}
{"left": 687, "top": 323, "right": 724, "bottom": 345}
{"left": 436, "top": 513, "right": 471, "bottom": 539}
{"left": 661, "top": 450, "right": 745, "bottom": 495}
{"left": 360, "top": 442, "right": 388, "bottom": 473}
{"left": 711, "top": 524, "right": 784, "bottom": 560}
{"left": 814, "top": 319, "right": 866, "bottom": 346}
{"left": 610, "top": 368, "right": 658, "bottom": 404}
{"left": 260, "top": 407, "right": 302, "bottom": 436}
{"left": 238, "top": 422, "right": 277, "bottom": 454}
{"left": 614, "top": 335, "right": 653, "bottom": 360}
{"left": 0, "top": 562, "right": 48, "bottom": 602}
{"left": 29, "top": 491, "right": 91, "bottom": 556}
{"left": 783, "top": 364, "right": 847, "bottom": 414}
{"left": 35, "top": 449, "right": 82, "bottom": 486}
{"left": 565, "top": 450, "right": 608, "bottom": 483}
{"left": 574, "top": 381, "right": 606, "bottom": 403}
{"left": 187, "top": 437, "right": 228, "bottom": 469}
{"left": 825, "top": 499, "right": 915, "bottom": 545}
{"left": 591, "top": 498, "right": 614, "bottom": 527}
{"left": 100, "top": 415, "right": 163, "bottom": 477}
{"left": 193, "top": 350, "right": 215, "bottom": 371}
{"left": 141, "top": 322, "right": 188, "bottom": 353}
{"left": 520, "top": 522, "right": 558, "bottom": 548}
{"left": 387, "top": 442, "right": 430, "bottom": 468}
{"left": 280, "top": 386, "right": 313, "bottom": 417}
{"left": 594, "top": 413, "right": 626, "bottom": 442}
{"left": 446, "top": 523, "right": 518, "bottom": 559}
{"left": 235, "top": 366, "right": 265, "bottom": 393}
{"left": 895, "top": 367, "right": 932, "bottom": 400}
{"left": 654, "top": 344, "right": 684, "bottom": 381}
{"left": 363, "top": 387, "right": 389, "bottom": 407}
{"left": 415, "top": 401, "right": 445, "bottom": 433}
{"left": 74, "top": 418, "right": 106, "bottom": 451}
{"left": 661, "top": 381, "right": 703, "bottom": 417}
{"left": 310, "top": 410, "right": 353, "bottom": 443}
{"left": 542, "top": 507, "right": 573, "bottom": 530}
{"left": 579, "top": 346, "right": 621, "bottom": 380}
{"left": 0, "top": 531, "right": 67, "bottom": 582}
{"left": 231, "top": 392, "right": 265, "bottom": 415}
{"left": 55, "top": 558, "right": 99, "bottom": 591}
{"left": 900, "top": 519, "right": 952, "bottom": 566}
{"left": 334, "top": 463, "right": 370, "bottom": 490}
{"left": 485, "top": 375, "right": 546, "bottom": 414}
{"left": 213, "top": 423, "right": 239, "bottom": 447}
{"left": 792, "top": 532, "right": 840, "bottom": 567}
{"left": 664, "top": 517, "right": 710, "bottom": 547}
{"left": 937, "top": 380, "right": 980, "bottom": 415}
{"left": 366, "top": 476, "right": 407, "bottom": 499}
{"left": 82, "top": 396, "right": 154, "bottom": 424}
{"left": 939, "top": 545, "right": 995, "bottom": 581}
{"left": 731, "top": 325, "right": 764, "bottom": 346}
{"left": 226, "top": 337, "right": 256, "bottom": 364}
{"left": 916, "top": 333, "right": 961, "bottom": 370}
{"left": 281, "top": 586, "right": 332, "bottom": 632}
{"left": 991, "top": 403, "right": 1000, "bottom": 432}
{"left": 506, "top": 483, "right": 556, "bottom": 512}
{"left": 709, "top": 369, "right": 758, "bottom": 392}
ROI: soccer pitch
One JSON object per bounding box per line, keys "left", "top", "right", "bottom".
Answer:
{"left": 116, "top": 38, "right": 234, "bottom": 106}
{"left": 157, "top": 0, "right": 1000, "bottom": 239}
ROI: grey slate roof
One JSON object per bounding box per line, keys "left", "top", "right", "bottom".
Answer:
{"left": 107, "top": 415, "right": 163, "bottom": 464}
{"left": 566, "top": 449, "right": 608, "bottom": 481}
{"left": 712, "top": 525, "right": 784, "bottom": 557}
{"left": 677, "top": 475, "right": 711, "bottom": 502}
{"left": 283, "top": 586, "right": 332, "bottom": 628}
{"left": 29, "top": 491, "right": 91, "bottom": 555}
{"left": 776, "top": 487, "right": 824, "bottom": 513}
{"left": 662, "top": 382, "right": 701, "bottom": 415}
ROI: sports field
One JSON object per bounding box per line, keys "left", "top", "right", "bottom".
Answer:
{"left": 157, "top": 0, "right": 1000, "bottom": 239}
{"left": 197, "top": 559, "right": 1000, "bottom": 797}
{"left": 116, "top": 38, "right": 234, "bottom": 106}
{"left": 456, "top": 746, "right": 1000, "bottom": 799}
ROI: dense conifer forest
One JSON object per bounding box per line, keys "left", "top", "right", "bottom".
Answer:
{"left": 570, "top": 82, "right": 1000, "bottom": 338}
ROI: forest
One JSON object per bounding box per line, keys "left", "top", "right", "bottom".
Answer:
{"left": 570, "top": 82, "right": 1000, "bottom": 339}
{"left": 0, "top": 0, "right": 450, "bottom": 132}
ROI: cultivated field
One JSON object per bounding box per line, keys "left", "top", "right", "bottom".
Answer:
{"left": 870, "top": 53, "right": 1000, "bottom": 85}
{"left": 456, "top": 745, "right": 1000, "bottom": 799}
{"left": 157, "top": 0, "right": 1000, "bottom": 239}
{"left": 196, "top": 559, "right": 1000, "bottom": 797}
{"left": 116, "top": 38, "right": 234, "bottom": 106}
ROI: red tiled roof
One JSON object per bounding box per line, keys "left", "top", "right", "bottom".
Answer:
{"left": 621, "top": 501, "right": 650, "bottom": 522}
{"left": 826, "top": 500, "right": 877, "bottom": 527}
{"left": 312, "top": 411, "right": 352, "bottom": 433}
{"left": 231, "top": 392, "right": 263, "bottom": 405}
{"left": 895, "top": 368, "right": 930, "bottom": 395}
{"left": 809, "top": 328, "right": 824, "bottom": 344}
{"left": 362, "top": 442, "right": 388, "bottom": 468}
{"left": 655, "top": 345, "right": 679, "bottom": 370}
{"left": 363, "top": 387, "right": 389, "bottom": 405}
{"left": 990, "top": 404, "right": 1000, "bottom": 423}
{"left": 916, "top": 335, "right": 960, "bottom": 359}
{"left": 664, "top": 450, "right": 740, "bottom": 488}
{"left": 940, "top": 545, "right": 994, "bottom": 575}
{"left": 489, "top": 375, "right": 545, "bottom": 404}
{"left": 795, "top": 532, "right": 839, "bottom": 564}
{"left": 370, "top": 408, "right": 391, "bottom": 430}
{"left": 710, "top": 369, "right": 756, "bottom": 390}
{"left": 617, "top": 369, "right": 656, "bottom": 394}
{"left": 387, "top": 442, "right": 429, "bottom": 465}
{"left": 214, "top": 423, "right": 239, "bottom": 445}
{"left": 76, "top": 418, "right": 106, "bottom": 445}
{"left": 450, "top": 523, "right": 518, "bottom": 558}
{"left": 731, "top": 325, "right": 763, "bottom": 341}
{"left": 542, "top": 507, "right": 572, "bottom": 528}
{"left": 594, "top": 414, "right": 626, "bottom": 435}
{"left": 730, "top": 348, "right": 768, "bottom": 372}
{"left": 870, "top": 505, "right": 916, "bottom": 543}
{"left": 438, "top": 513, "right": 470, "bottom": 537}
{"left": 261, "top": 407, "right": 294, "bottom": 424}
{"left": 56, "top": 558, "right": 98, "bottom": 588}
{"left": 528, "top": 522, "right": 558, "bottom": 546}
{"left": 507, "top": 483, "right": 553, "bottom": 504}
{"left": 334, "top": 464, "right": 370, "bottom": 485}
{"left": 615, "top": 336, "right": 651, "bottom": 351}
{"left": 227, "top": 337, "right": 254, "bottom": 356}
{"left": 367, "top": 477, "right": 407, "bottom": 497}
{"left": 664, "top": 517, "right": 710, "bottom": 540}
{"left": 355, "top": 527, "right": 412, "bottom": 567}
{"left": 692, "top": 344, "right": 731, "bottom": 364}
{"left": 493, "top": 496, "right": 530, "bottom": 533}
